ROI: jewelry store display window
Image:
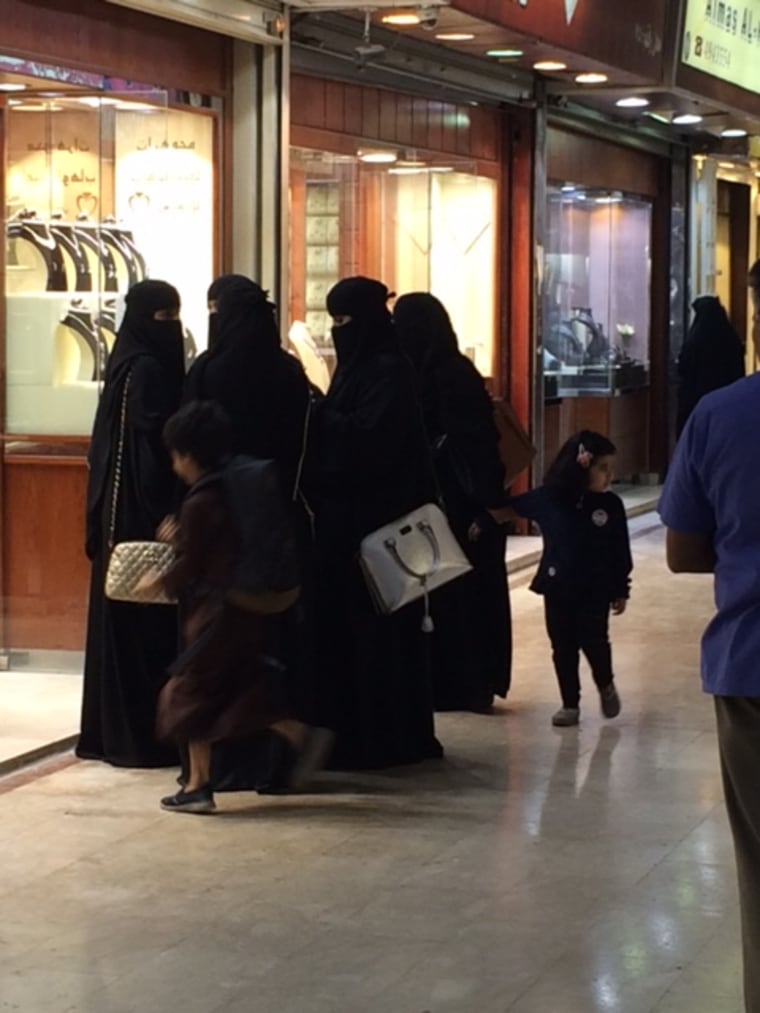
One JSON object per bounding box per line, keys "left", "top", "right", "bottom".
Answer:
{"left": 4, "top": 90, "right": 215, "bottom": 437}
{"left": 289, "top": 146, "right": 498, "bottom": 390}
{"left": 543, "top": 186, "right": 652, "bottom": 399}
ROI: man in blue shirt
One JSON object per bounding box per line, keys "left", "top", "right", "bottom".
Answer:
{"left": 659, "top": 261, "right": 760, "bottom": 1013}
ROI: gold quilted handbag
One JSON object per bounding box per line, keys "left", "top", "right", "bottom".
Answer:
{"left": 102, "top": 370, "right": 176, "bottom": 605}
{"left": 105, "top": 541, "right": 176, "bottom": 604}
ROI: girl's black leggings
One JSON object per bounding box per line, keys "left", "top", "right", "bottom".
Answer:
{"left": 543, "top": 596, "right": 613, "bottom": 709}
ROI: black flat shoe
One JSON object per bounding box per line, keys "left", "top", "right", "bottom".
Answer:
{"left": 160, "top": 784, "right": 216, "bottom": 814}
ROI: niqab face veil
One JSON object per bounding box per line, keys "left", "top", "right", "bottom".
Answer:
{"left": 107, "top": 279, "right": 185, "bottom": 390}
{"left": 326, "top": 276, "right": 397, "bottom": 384}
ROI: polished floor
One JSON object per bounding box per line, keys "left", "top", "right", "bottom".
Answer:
{"left": 0, "top": 528, "right": 742, "bottom": 1013}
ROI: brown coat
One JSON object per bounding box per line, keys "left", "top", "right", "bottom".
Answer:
{"left": 155, "top": 479, "right": 289, "bottom": 743}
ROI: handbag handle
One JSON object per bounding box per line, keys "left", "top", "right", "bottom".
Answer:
{"left": 107, "top": 370, "right": 132, "bottom": 550}
{"left": 383, "top": 520, "right": 441, "bottom": 582}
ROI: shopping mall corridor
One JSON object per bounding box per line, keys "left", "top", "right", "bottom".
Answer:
{"left": 0, "top": 527, "right": 742, "bottom": 1013}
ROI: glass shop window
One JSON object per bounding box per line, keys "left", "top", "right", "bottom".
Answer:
{"left": 543, "top": 185, "right": 652, "bottom": 398}
{"left": 4, "top": 93, "right": 215, "bottom": 436}
{"left": 289, "top": 146, "right": 498, "bottom": 391}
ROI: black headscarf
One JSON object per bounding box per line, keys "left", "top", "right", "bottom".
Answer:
{"left": 393, "top": 293, "right": 458, "bottom": 374}
{"left": 106, "top": 279, "right": 184, "bottom": 390}
{"left": 326, "top": 277, "right": 398, "bottom": 393}
{"left": 206, "top": 273, "right": 269, "bottom": 353}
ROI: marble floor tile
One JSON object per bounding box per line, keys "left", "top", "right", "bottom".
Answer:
{"left": 0, "top": 528, "right": 748, "bottom": 1013}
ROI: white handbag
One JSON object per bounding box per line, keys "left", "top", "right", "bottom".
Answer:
{"left": 359, "top": 503, "right": 472, "bottom": 632}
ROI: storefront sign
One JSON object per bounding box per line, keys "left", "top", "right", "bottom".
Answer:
{"left": 681, "top": 0, "right": 760, "bottom": 95}
{"left": 452, "top": 0, "right": 667, "bottom": 78}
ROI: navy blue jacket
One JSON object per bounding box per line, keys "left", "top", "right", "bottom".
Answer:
{"left": 511, "top": 487, "right": 632, "bottom": 605}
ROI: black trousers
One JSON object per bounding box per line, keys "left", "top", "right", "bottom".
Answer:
{"left": 543, "top": 595, "right": 614, "bottom": 709}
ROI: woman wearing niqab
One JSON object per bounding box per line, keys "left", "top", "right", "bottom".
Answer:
{"left": 676, "top": 295, "right": 745, "bottom": 436}
{"left": 184, "top": 275, "right": 311, "bottom": 494}
{"left": 183, "top": 275, "right": 314, "bottom": 791}
{"left": 394, "top": 293, "right": 511, "bottom": 712}
{"left": 78, "top": 280, "right": 185, "bottom": 767}
{"left": 314, "top": 276, "right": 442, "bottom": 770}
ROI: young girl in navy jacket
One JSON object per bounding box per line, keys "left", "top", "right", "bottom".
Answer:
{"left": 482, "top": 430, "right": 632, "bottom": 727}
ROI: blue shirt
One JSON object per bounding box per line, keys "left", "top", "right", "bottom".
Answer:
{"left": 659, "top": 373, "right": 760, "bottom": 696}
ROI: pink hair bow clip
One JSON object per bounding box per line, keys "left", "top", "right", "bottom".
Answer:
{"left": 576, "top": 444, "right": 592, "bottom": 469}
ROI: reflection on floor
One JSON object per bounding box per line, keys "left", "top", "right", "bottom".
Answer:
{"left": 0, "top": 669, "right": 81, "bottom": 768}
{"left": 0, "top": 529, "right": 739, "bottom": 1012}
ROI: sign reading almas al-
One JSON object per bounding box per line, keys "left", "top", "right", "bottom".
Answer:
{"left": 682, "top": 0, "right": 760, "bottom": 94}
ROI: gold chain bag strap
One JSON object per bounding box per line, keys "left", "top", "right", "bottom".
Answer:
{"left": 104, "top": 371, "right": 176, "bottom": 605}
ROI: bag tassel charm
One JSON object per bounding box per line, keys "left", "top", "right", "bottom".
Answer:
{"left": 421, "top": 581, "right": 435, "bottom": 633}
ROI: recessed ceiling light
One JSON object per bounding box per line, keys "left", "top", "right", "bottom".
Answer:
{"left": 0, "top": 83, "right": 26, "bottom": 92}
{"left": 721, "top": 127, "right": 748, "bottom": 138}
{"left": 561, "top": 184, "right": 576, "bottom": 192}
{"left": 358, "top": 149, "right": 398, "bottom": 164}
{"left": 437, "top": 32, "right": 475, "bottom": 41}
{"left": 534, "top": 60, "right": 568, "bottom": 72}
{"left": 616, "top": 96, "right": 650, "bottom": 109}
{"left": 487, "top": 48, "right": 524, "bottom": 59}
{"left": 575, "top": 72, "right": 608, "bottom": 85}
{"left": 382, "top": 11, "right": 421, "bottom": 26}
{"left": 673, "top": 113, "right": 703, "bottom": 125}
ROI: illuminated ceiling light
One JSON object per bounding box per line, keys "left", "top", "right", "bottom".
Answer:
{"left": 437, "top": 32, "right": 475, "bottom": 41}
{"left": 382, "top": 11, "right": 421, "bottom": 26}
{"left": 397, "top": 159, "right": 427, "bottom": 167}
{"left": 561, "top": 184, "right": 576, "bottom": 192}
{"left": 487, "top": 48, "right": 524, "bottom": 59}
{"left": 673, "top": 113, "right": 703, "bottom": 125}
{"left": 358, "top": 148, "right": 398, "bottom": 164}
{"left": 430, "top": 166, "right": 454, "bottom": 173}
{"left": 721, "top": 127, "right": 748, "bottom": 138}
{"left": 0, "top": 83, "right": 27, "bottom": 92}
{"left": 575, "top": 72, "right": 608, "bottom": 85}
{"left": 388, "top": 167, "right": 427, "bottom": 175}
{"left": 534, "top": 60, "right": 568, "bottom": 72}
{"left": 616, "top": 96, "right": 650, "bottom": 109}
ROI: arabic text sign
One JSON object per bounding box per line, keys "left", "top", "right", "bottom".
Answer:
{"left": 682, "top": 0, "right": 760, "bottom": 94}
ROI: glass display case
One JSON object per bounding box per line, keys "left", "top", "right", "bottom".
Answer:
{"left": 289, "top": 147, "right": 498, "bottom": 389}
{"left": 4, "top": 93, "right": 215, "bottom": 436}
{"left": 543, "top": 186, "right": 652, "bottom": 398}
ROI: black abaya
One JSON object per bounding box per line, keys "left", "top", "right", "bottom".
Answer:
{"left": 676, "top": 295, "right": 745, "bottom": 436}
{"left": 314, "top": 277, "right": 442, "bottom": 770}
{"left": 79, "top": 281, "right": 185, "bottom": 767}
{"left": 394, "top": 293, "right": 512, "bottom": 712}
{"left": 181, "top": 276, "right": 315, "bottom": 790}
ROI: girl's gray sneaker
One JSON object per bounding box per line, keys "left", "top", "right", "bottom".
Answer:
{"left": 552, "top": 707, "right": 580, "bottom": 727}
{"left": 600, "top": 684, "right": 621, "bottom": 719}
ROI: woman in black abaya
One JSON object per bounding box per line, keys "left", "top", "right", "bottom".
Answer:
{"left": 314, "top": 276, "right": 442, "bottom": 770}
{"left": 393, "top": 293, "right": 511, "bottom": 713}
{"left": 676, "top": 295, "right": 745, "bottom": 436}
{"left": 183, "top": 275, "right": 314, "bottom": 791}
{"left": 79, "top": 280, "right": 185, "bottom": 767}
